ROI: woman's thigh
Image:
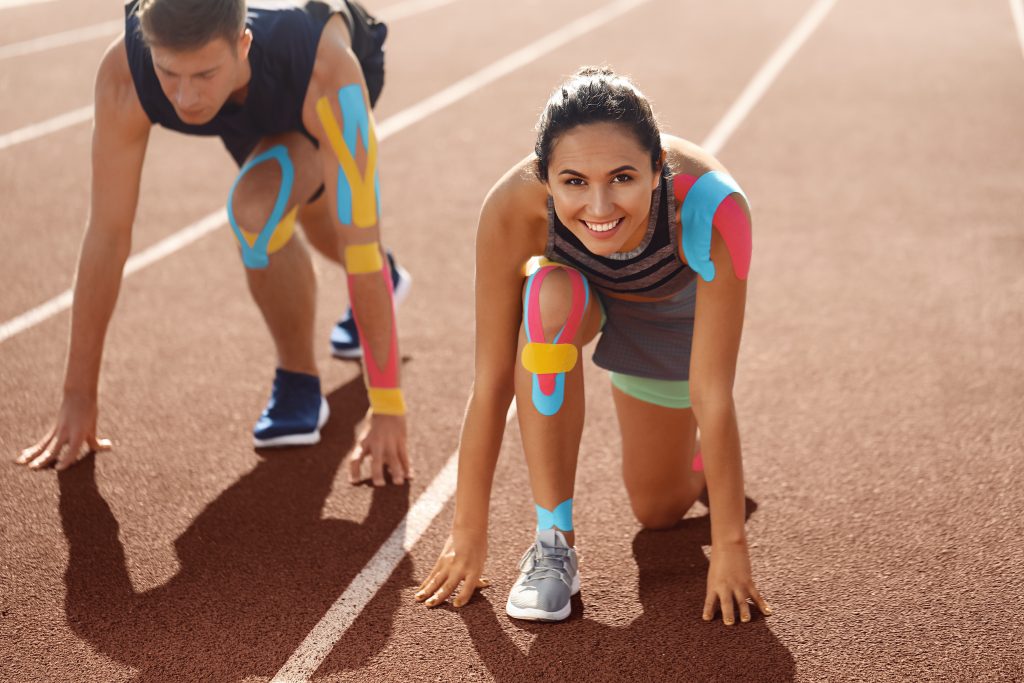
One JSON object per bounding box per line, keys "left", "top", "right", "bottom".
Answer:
{"left": 612, "top": 380, "right": 700, "bottom": 528}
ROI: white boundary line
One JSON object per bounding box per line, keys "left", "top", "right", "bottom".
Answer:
{"left": 271, "top": 0, "right": 838, "bottom": 680}
{"left": 0, "top": 19, "right": 121, "bottom": 61}
{"left": 1011, "top": 0, "right": 1024, "bottom": 61}
{"left": 0, "top": 0, "right": 56, "bottom": 9}
{"left": 0, "top": 105, "right": 92, "bottom": 152}
{"left": 0, "top": 0, "right": 651, "bottom": 345}
{"left": 702, "top": 0, "right": 837, "bottom": 155}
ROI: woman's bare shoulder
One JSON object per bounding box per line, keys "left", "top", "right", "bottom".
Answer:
{"left": 661, "top": 134, "right": 731, "bottom": 177}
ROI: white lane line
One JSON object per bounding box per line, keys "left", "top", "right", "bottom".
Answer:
{"left": 1011, "top": 0, "right": 1024, "bottom": 61}
{"left": 272, "top": 0, "right": 839, "bottom": 680}
{"left": 702, "top": 0, "right": 838, "bottom": 155}
{"left": 0, "top": 0, "right": 460, "bottom": 151}
{"left": 0, "top": 19, "right": 121, "bottom": 61}
{"left": 272, "top": 405, "right": 516, "bottom": 683}
{"left": 0, "top": 105, "right": 92, "bottom": 152}
{"left": 0, "top": 0, "right": 653, "bottom": 345}
{"left": 0, "top": 0, "right": 56, "bottom": 9}
{"left": 377, "top": 0, "right": 459, "bottom": 22}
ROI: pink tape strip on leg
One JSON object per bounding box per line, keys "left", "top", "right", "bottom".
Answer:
{"left": 525, "top": 266, "right": 587, "bottom": 395}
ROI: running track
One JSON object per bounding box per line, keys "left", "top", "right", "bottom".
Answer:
{"left": 2, "top": 0, "right": 1023, "bottom": 680}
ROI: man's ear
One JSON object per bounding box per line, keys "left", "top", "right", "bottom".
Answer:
{"left": 238, "top": 28, "right": 252, "bottom": 58}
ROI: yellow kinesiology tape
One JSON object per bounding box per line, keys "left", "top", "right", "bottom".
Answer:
{"left": 368, "top": 387, "right": 407, "bottom": 416}
{"left": 315, "top": 88, "right": 379, "bottom": 229}
{"left": 344, "top": 242, "right": 384, "bottom": 274}
{"left": 521, "top": 342, "right": 579, "bottom": 375}
{"left": 240, "top": 205, "right": 298, "bottom": 255}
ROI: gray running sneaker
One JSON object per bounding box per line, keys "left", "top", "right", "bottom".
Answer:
{"left": 505, "top": 528, "right": 580, "bottom": 622}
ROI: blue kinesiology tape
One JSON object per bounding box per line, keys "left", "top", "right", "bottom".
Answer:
{"left": 680, "top": 170, "right": 747, "bottom": 283}
{"left": 536, "top": 498, "right": 573, "bottom": 531}
{"left": 226, "top": 145, "right": 295, "bottom": 269}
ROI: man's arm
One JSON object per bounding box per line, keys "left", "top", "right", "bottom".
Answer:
{"left": 17, "top": 38, "right": 151, "bottom": 470}
{"left": 303, "top": 16, "right": 409, "bottom": 486}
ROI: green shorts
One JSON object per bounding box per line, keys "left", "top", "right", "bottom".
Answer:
{"left": 609, "top": 372, "right": 691, "bottom": 409}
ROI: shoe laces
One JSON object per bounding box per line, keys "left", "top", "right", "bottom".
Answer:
{"left": 521, "top": 541, "right": 574, "bottom": 587}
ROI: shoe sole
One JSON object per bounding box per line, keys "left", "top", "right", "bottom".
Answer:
{"left": 331, "top": 265, "right": 413, "bottom": 359}
{"left": 504, "top": 572, "right": 581, "bottom": 622}
{"left": 252, "top": 398, "right": 330, "bottom": 448}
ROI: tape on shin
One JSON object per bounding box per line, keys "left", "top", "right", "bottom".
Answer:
{"left": 674, "top": 171, "right": 751, "bottom": 282}
{"left": 347, "top": 260, "right": 405, "bottom": 415}
{"left": 536, "top": 498, "right": 573, "bottom": 531}
{"left": 521, "top": 266, "right": 589, "bottom": 416}
{"left": 315, "top": 85, "right": 380, "bottom": 229}
{"left": 227, "top": 145, "right": 296, "bottom": 269}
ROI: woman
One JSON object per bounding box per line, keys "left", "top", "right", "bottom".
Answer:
{"left": 415, "top": 67, "right": 770, "bottom": 625}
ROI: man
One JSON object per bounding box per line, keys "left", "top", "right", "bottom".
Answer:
{"left": 16, "top": 0, "right": 411, "bottom": 486}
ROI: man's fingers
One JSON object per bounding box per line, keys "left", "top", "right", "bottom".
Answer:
{"left": 387, "top": 447, "right": 405, "bottom": 486}
{"left": 720, "top": 592, "right": 736, "bottom": 626}
{"left": 737, "top": 590, "right": 752, "bottom": 623}
{"left": 399, "top": 442, "right": 413, "bottom": 480}
{"left": 750, "top": 587, "right": 772, "bottom": 616}
{"left": 347, "top": 445, "right": 366, "bottom": 484}
{"left": 87, "top": 436, "right": 113, "bottom": 453}
{"left": 370, "top": 447, "right": 386, "bottom": 487}
{"left": 702, "top": 592, "right": 717, "bottom": 621}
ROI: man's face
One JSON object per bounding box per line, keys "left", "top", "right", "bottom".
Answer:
{"left": 150, "top": 30, "right": 251, "bottom": 125}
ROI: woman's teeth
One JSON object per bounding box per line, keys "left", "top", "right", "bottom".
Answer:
{"left": 584, "top": 218, "right": 620, "bottom": 232}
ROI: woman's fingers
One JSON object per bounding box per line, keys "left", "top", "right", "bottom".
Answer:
{"left": 16, "top": 430, "right": 54, "bottom": 465}
{"left": 719, "top": 591, "right": 737, "bottom": 626}
{"left": 750, "top": 586, "right": 772, "bottom": 616}
{"left": 415, "top": 566, "right": 445, "bottom": 601}
{"left": 452, "top": 572, "right": 483, "bottom": 608}
{"left": 425, "top": 575, "right": 461, "bottom": 607}
{"left": 702, "top": 592, "right": 717, "bottom": 622}
{"left": 736, "top": 590, "right": 752, "bottom": 623}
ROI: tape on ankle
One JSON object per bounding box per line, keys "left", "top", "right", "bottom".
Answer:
{"left": 536, "top": 498, "right": 573, "bottom": 531}
{"left": 522, "top": 265, "right": 589, "bottom": 416}
{"left": 348, "top": 265, "right": 404, "bottom": 415}
{"left": 227, "top": 145, "right": 296, "bottom": 269}
{"left": 674, "top": 171, "right": 751, "bottom": 282}
{"left": 316, "top": 85, "right": 380, "bottom": 229}
{"left": 345, "top": 242, "right": 384, "bottom": 274}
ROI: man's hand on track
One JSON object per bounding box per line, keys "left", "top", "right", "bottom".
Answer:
{"left": 347, "top": 412, "right": 412, "bottom": 486}
{"left": 16, "top": 394, "right": 112, "bottom": 471}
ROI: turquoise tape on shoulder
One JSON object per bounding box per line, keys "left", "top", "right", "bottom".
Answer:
{"left": 226, "top": 145, "right": 295, "bottom": 270}
{"left": 680, "top": 170, "right": 746, "bottom": 283}
{"left": 536, "top": 498, "right": 574, "bottom": 531}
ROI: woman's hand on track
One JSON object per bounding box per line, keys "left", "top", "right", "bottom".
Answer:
{"left": 703, "top": 540, "right": 772, "bottom": 625}
{"left": 348, "top": 413, "right": 411, "bottom": 486}
{"left": 416, "top": 529, "right": 490, "bottom": 608}
{"left": 16, "top": 393, "right": 111, "bottom": 471}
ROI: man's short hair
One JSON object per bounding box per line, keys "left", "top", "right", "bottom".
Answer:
{"left": 136, "top": 0, "right": 247, "bottom": 52}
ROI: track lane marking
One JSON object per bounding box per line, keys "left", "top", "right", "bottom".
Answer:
{"left": 0, "top": 0, "right": 463, "bottom": 151}
{"left": 1011, "top": 0, "right": 1024, "bottom": 60}
{"left": 0, "top": 0, "right": 56, "bottom": 9}
{"left": 0, "top": 0, "right": 649, "bottom": 345}
{"left": 271, "top": 0, "right": 840, "bottom": 680}
{"left": 0, "top": 19, "right": 121, "bottom": 61}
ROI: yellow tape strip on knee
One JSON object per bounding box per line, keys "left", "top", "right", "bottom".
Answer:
{"left": 521, "top": 342, "right": 578, "bottom": 375}
{"left": 368, "top": 388, "right": 407, "bottom": 415}
{"left": 241, "top": 205, "right": 298, "bottom": 255}
{"left": 344, "top": 242, "right": 384, "bottom": 274}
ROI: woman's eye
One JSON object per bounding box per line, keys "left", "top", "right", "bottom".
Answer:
{"left": 612, "top": 174, "right": 633, "bottom": 183}
{"left": 565, "top": 178, "right": 585, "bottom": 186}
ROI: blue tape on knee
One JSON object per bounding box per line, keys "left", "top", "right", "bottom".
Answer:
{"left": 536, "top": 498, "right": 573, "bottom": 531}
{"left": 680, "top": 171, "right": 747, "bottom": 282}
{"left": 227, "top": 145, "right": 295, "bottom": 270}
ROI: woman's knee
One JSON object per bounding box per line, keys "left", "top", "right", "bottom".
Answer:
{"left": 629, "top": 493, "right": 694, "bottom": 530}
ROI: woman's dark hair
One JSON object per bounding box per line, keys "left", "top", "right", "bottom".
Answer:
{"left": 136, "top": 0, "right": 247, "bottom": 52}
{"left": 534, "top": 66, "right": 662, "bottom": 181}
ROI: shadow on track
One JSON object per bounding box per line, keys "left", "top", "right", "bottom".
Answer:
{"left": 460, "top": 500, "right": 795, "bottom": 682}
{"left": 58, "top": 377, "right": 410, "bottom": 682}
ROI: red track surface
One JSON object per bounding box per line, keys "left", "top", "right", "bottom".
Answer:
{"left": 2, "top": 0, "right": 1023, "bottom": 681}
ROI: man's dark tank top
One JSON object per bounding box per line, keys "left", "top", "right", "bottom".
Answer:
{"left": 124, "top": 0, "right": 350, "bottom": 165}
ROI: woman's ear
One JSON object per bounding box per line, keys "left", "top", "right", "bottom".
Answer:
{"left": 653, "top": 149, "right": 666, "bottom": 189}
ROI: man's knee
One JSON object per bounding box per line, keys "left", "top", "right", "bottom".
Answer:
{"left": 228, "top": 145, "right": 299, "bottom": 269}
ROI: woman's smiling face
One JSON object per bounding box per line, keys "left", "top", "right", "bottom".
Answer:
{"left": 545, "top": 121, "right": 662, "bottom": 257}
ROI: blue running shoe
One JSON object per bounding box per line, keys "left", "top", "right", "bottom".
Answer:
{"left": 331, "top": 250, "right": 412, "bottom": 359}
{"left": 253, "top": 369, "right": 330, "bottom": 448}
